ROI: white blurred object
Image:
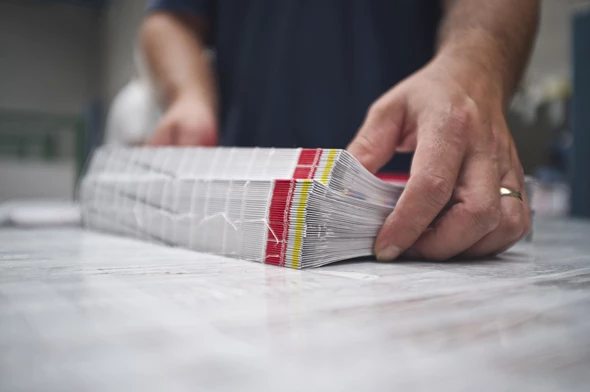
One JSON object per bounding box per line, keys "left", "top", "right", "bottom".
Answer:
{"left": 103, "top": 48, "right": 162, "bottom": 146}
{"left": 0, "top": 200, "right": 81, "bottom": 227}
{"left": 531, "top": 182, "right": 570, "bottom": 218}
{"left": 103, "top": 79, "right": 161, "bottom": 145}
{"left": 510, "top": 75, "right": 571, "bottom": 125}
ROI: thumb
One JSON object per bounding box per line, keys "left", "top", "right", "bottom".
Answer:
{"left": 346, "top": 97, "right": 405, "bottom": 174}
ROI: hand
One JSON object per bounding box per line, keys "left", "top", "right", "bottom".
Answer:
{"left": 146, "top": 93, "right": 218, "bottom": 146}
{"left": 347, "top": 56, "right": 531, "bottom": 261}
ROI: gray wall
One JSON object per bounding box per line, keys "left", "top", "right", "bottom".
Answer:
{"left": 100, "top": 0, "right": 148, "bottom": 103}
{"left": 0, "top": 0, "right": 101, "bottom": 114}
{"left": 0, "top": 0, "right": 101, "bottom": 202}
{"left": 527, "top": 0, "right": 590, "bottom": 82}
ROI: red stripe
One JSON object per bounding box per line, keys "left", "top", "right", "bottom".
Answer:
{"left": 293, "top": 148, "right": 322, "bottom": 179}
{"left": 280, "top": 180, "right": 296, "bottom": 267}
{"left": 264, "top": 180, "right": 296, "bottom": 266}
{"left": 297, "top": 149, "right": 319, "bottom": 165}
{"left": 308, "top": 149, "right": 323, "bottom": 179}
{"left": 265, "top": 149, "right": 322, "bottom": 265}
{"left": 293, "top": 167, "right": 311, "bottom": 179}
{"left": 376, "top": 172, "right": 410, "bottom": 183}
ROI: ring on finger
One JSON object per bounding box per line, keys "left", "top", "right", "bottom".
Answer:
{"left": 500, "top": 187, "right": 523, "bottom": 202}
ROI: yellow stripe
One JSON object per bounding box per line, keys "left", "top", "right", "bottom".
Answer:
{"left": 291, "top": 180, "right": 311, "bottom": 269}
{"left": 320, "top": 149, "right": 337, "bottom": 184}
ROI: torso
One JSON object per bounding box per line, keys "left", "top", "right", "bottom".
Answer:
{"left": 210, "top": 0, "right": 442, "bottom": 172}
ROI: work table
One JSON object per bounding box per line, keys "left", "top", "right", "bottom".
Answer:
{"left": 1, "top": 218, "right": 590, "bottom": 391}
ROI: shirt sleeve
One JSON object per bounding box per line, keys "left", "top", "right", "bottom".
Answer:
{"left": 146, "top": 0, "right": 211, "bottom": 18}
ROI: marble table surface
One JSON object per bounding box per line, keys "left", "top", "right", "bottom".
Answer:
{"left": 1, "top": 218, "right": 590, "bottom": 392}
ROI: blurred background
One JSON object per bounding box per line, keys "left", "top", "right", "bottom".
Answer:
{"left": 0, "top": 0, "right": 589, "bottom": 218}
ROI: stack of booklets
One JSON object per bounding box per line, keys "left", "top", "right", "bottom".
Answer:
{"left": 79, "top": 146, "right": 534, "bottom": 268}
{"left": 79, "top": 146, "right": 405, "bottom": 268}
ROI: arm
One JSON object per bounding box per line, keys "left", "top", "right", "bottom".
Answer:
{"left": 140, "top": 12, "right": 218, "bottom": 146}
{"left": 347, "top": 0, "right": 539, "bottom": 261}
{"left": 438, "top": 0, "right": 540, "bottom": 105}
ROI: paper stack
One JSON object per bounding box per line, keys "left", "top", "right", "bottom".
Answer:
{"left": 79, "top": 146, "right": 405, "bottom": 268}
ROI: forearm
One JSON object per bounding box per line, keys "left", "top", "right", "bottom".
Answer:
{"left": 437, "top": 0, "right": 540, "bottom": 105}
{"left": 140, "top": 12, "right": 217, "bottom": 112}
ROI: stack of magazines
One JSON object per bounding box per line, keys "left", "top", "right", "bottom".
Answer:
{"left": 79, "top": 146, "right": 533, "bottom": 268}
{"left": 80, "top": 146, "right": 407, "bottom": 268}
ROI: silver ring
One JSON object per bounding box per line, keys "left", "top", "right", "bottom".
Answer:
{"left": 500, "top": 187, "right": 523, "bottom": 202}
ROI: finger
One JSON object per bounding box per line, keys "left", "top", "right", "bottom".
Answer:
{"left": 346, "top": 94, "right": 406, "bottom": 174}
{"left": 406, "top": 155, "right": 501, "bottom": 260}
{"left": 176, "top": 127, "right": 202, "bottom": 146}
{"left": 146, "top": 122, "right": 173, "bottom": 146}
{"left": 374, "top": 118, "right": 465, "bottom": 261}
{"left": 461, "top": 196, "right": 524, "bottom": 257}
{"left": 176, "top": 124, "right": 218, "bottom": 146}
{"left": 461, "top": 170, "right": 527, "bottom": 257}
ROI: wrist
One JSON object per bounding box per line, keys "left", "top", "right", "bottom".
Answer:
{"left": 433, "top": 34, "right": 508, "bottom": 106}
{"left": 170, "top": 88, "right": 217, "bottom": 113}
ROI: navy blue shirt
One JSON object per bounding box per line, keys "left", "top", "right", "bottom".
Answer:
{"left": 147, "top": 0, "right": 443, "bottom": 172}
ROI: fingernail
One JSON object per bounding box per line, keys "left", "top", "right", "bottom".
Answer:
{"left": 376, "top": 245, "right": 402, "bottom": 262}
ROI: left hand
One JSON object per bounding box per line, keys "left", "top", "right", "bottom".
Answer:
{"left": 347, "top": 55, "right": 531, "bottom": 261}
{"left": 146, "top": 92, "right": 218, "bottom": 147}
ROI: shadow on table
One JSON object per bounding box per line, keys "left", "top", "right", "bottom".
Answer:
{"left": 329, "top": 251, "right": 527, "bottom": 268}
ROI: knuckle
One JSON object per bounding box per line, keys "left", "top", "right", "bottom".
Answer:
{"left": 423, "top": 174, "right": 454, "bottom": 210}
{"left": 447, "top": 97, "right": 479, "bottom": 132}
{"left": 368, "top": 101, "right": 387, "bottom": 119}
{"left": 354, "top": 133, "right": 379, "bottom": 157}
{"left": 466, "top": 199, "right": 501, "bottom": 232}
{"left": 504, "top": 210, "right": 525, "bottom": 241}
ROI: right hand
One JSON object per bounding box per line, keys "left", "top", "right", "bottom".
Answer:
{"left": 347, "top": 55, "right": 530, "bottom": 261}
{"left": 146, "top": 93, "right": 218, "bottom": 146}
